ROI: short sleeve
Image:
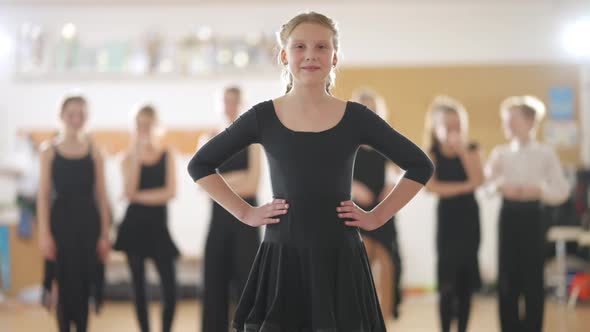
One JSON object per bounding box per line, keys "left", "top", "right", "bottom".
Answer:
{"left": 356, "top": 104, "right": 434, "bottom": 185}
{"left": 187, "top": 106, "right": 260, "bottom": 182}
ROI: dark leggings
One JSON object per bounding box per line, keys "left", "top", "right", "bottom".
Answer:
{"left": 48, "top": 253, "right": 98, "bottom": 332}
{"left": 202, "top": 201, "right": 260, "bottom": 332}
{"left": 439, "top": 281, "right": 473, "bottom": 332}
{"left": 127, "top": 254, "right": 177, "bottom": 332}
{"left": 57, "top": 294, "right": 88, "bottom": 332}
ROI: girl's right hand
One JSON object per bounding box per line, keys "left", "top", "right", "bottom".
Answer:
{"left": 500, "top": 184, "right": 522, "bottom": 200}
{"left": 97, "top": 237, "right": 111, "bottom": 263}
{"left": 242, "top": 198, "right": 289, "bottom": 227}
{"left": 40, "top": 233, "right": 57, "bottom": 261}
{"left": 447, "top": 132, "right": 465, "bottom": 154}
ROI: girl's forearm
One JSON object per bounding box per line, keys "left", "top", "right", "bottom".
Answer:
{"left": 372, "top": 178, "right": 424, "bottom": 224}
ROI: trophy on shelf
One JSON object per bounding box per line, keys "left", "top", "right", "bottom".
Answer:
{"left": 55, "top": 23, "right": 81, "bottom": 72}
{"left": 16, "top": 23, "right": 46, "bottom": 74}
{"left": 144, "top": 29, "right": 162, "bottom": 74}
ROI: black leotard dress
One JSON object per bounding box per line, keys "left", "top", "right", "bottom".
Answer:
{"left": 188, "top": 100, "right": 433, "bottom": 331}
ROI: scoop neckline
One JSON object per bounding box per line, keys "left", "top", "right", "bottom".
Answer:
{"left": 269, "top": 100, "right": 350, "bottom": 134}
{"left": 54, "top": 143, "right": 91, "bottom": 161}
{"left": 141, "top": 150, "right": 166, "bottom": 167}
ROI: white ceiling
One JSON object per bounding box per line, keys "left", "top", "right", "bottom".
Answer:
{"left": 1, "top": 0, "right": 348, "bottom": 4}
{"left": 0, "top": 0, "right": 568, "bottom": 5}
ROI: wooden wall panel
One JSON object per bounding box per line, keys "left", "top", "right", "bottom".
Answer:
{"left": 333, "top": 64, "right": 581, "bottom": 164}
{"left": 27, "top": 129, "right": 210, "bottom": 155}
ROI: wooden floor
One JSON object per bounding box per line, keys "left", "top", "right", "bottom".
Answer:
{"left": 1, "top": 294, "right": 589, "bottom": 331}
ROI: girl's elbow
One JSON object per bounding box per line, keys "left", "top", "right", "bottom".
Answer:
{"left": 424, "top": 182, "right": 436, "bottom": 194}
{"left": 124, "top": 188, "right": 136, "bottom": 200}
{"left": 168, "top": 191, "right": 177, "bottom": 201}
{"left": 473, "top": 177, "right": 485, "bottom": 188}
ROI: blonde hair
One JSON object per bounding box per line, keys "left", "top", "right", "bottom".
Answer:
{"left": 351, "top": 88, "right": 389, "bottom": 120}
{"left": 500, "top": 95, "right": 546, "bottom": 126}
{"left": 277, "top": 11, "right": 339, "bottom": 94}
{"left": 423, "top": 95, "right": 469, "bottom": 152}
{"left": 59, "top": 95, "right": 87, "bottom": 115}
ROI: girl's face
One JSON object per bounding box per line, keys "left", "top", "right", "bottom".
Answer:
{"left": 135, "top": 113, "right": 156, "bottom": 140}
{"left": 434, "top": 111, "right": 462, "bottom": 145}
{"left": 501, "top": 107, "right": 533, "bottom": 140}
{"left": 223, "top": 91, "right": 241, "bottom": 121}
{"left": 60, "top": 101, "right": 87, "bottom": 132}
{"left": 281, "top": 22, "right": 337, "bottom": 90}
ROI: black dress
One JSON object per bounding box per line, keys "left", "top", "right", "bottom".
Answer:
{"left": 353, "top": 146, "right": 403, "bottom": 318}
{"left": 114, "top": 151, "right": 179, "bottom": 259}
{"left": 188, "top": 100, "right": 433, "bottom": 331}
{"left": 202, "top": 148, "right": 261, "bottom": 332}
{"left": 44, "top": 147, "right": 104, "bottom": 331}
{"left": 114, "top": 151, "right": 179, "bottom": 332}
{"left": 432, "top": 144, "right": 481, "bottom": 292}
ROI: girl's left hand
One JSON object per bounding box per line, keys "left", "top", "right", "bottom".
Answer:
{"left": 121, "top": 192, "right": 135, "bottom": 202}
{"left": 337, "top": 200, "right": 384, "bottom": 231}
{"left": 499, "top": 184, "right": 522, "bottom": 200}
{"left": 447, "top": 132, "right": 466, "bottom": 154}
{"left": 97, "top": 237, "right": 111, "bottom": 262}
{"left": 520, "top": 185, "right": 542, "bottom": 200}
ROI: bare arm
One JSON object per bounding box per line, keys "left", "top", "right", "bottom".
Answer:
{"left": 92, "top": 146, "right": 111, "bottom": 239}
{"left": 37, "top": 142, "right": 56, "bottom": 260}
{"left": 188, "top": 105, "right": 288, "bottom": 226}
{"left": 194, "top": 129, "right": 252, "bottom": 193}
{"left": 92, "top": 146, "right": 112, "bottom": 261}
{"left": 222, "top": 145, "right": 261, "bottom": 197}
{"left": 339, "top": 106, "right": 434, "bottom": 230}
{"left": 218, "top": 170, "right": 248, "bottom": 186}
{"left": 201, "top": 125, "right": 261, "bottom": 195}
{"left": 372, "top": 177, "right": 425, "bottom": 223}
{"left": 340, "top": 178, "right": 425, "bottom": 230}
{"left": 197, "top": 174, "right": 253, "bottom": 221}
{"left": 377, "top": 162, "right": 400, "bottom": 202}
{"left": 122, "top": 150, "right": 141, "bottom": 199}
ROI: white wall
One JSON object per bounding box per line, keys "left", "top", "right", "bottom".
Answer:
{"left": 582, "top": 62, "right": 590, "bottom": 166}
{"left": 1, "top": 1, "right": 588, "bottom": 287}
{"left": 1, "top": 2, "right": 589, "bottom": 138}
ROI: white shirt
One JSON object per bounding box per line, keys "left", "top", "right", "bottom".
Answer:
{"left": 485, "top": 140, "right": 570, "bottom": 206}
{"left": 1, "top": 137, "right": 39, "bottom": 199}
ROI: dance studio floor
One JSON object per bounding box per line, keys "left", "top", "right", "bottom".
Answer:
{"left": 1, "top": 294, "right": 589, "bottom": 331}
